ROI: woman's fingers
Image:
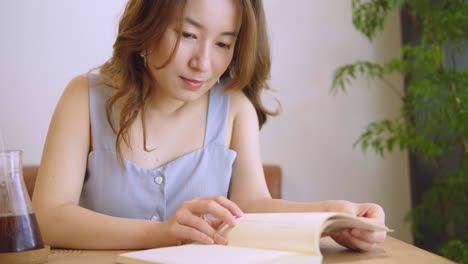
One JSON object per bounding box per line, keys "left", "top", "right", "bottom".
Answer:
{"left": 187, "top": 197, "right": 241, "bottom": 228}
{"left": 172, "top": 223, "right": 215, "bottom": 245}
{"left": 166, "top": 196, "right": 243, "bottom": 245}
{"left": 179, "top": 212, "right": 227, "bottom": 244}
{"left": 358, "top": 203, "right": 385, "bottom": 224}
{"left": 350, "top": 229, "right": 386, "bottom": 244}
{"left": 204, "top": 217, "right": 224, "bottom": 230}
{"left": 330, "top": 229, "right": 377, "bottom": 251}
{"left": 210, "top": 196, "right": 244, "bottom": 217}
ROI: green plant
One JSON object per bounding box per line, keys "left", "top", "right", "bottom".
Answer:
{"left": 331, "top": 0, "right": 468, "bottom": 262}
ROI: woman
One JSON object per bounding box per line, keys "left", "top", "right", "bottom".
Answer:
{"left": 33, "top": 0, "right": 386, "bottom": 251}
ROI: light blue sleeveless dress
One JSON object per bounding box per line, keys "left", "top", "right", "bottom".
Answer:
{"left": 79, "top": 74, "right": 237, "bottom": 221}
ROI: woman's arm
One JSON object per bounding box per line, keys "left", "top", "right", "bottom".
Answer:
{"left": 32, "top": 76, "right": 170, "bottom": 249}
{"left": 227, "top": 90, "right": 328, "bottom": 213}
{"left": 227, "top": 90, "right": 386, "bottom": 251}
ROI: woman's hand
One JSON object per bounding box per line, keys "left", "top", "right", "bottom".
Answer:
{"left": 326, "top": 200, "right": 387, "bottom": 251}
{"left": 161, "top": 196, "right": 244, "bottom": 246}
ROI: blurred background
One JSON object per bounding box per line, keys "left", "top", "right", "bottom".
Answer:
{"left": 0, "top": 1, "right": 412, "bottom": 243}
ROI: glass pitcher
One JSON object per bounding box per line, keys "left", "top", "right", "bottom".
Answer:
{"left": 0, "top": 150, "right": 44, "bottom": 253}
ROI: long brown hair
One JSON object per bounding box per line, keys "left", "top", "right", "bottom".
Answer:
{"left": 99, "top": 0, "right": 279, "bottom": 159}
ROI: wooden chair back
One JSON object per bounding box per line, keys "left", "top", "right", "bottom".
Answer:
{"left": 23, "top": 164, "right": 282, "bottom": 199}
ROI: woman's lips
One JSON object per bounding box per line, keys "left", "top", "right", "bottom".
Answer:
{"left": 181, "top": 77, "right": 203, "bottom": 90}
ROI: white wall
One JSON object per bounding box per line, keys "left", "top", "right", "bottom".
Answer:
{"left": 0, "top": 0, "right": 126, "bottom": 162}
{"left": 0, "top": 1, "right": 412, "bottom": 242}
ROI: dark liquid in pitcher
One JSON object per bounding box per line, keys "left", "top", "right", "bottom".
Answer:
{"left": 0, "top": 213, "right": 44, "bottom": 253}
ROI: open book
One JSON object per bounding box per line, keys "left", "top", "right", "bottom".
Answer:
{"left": 116, "top": 212, "right": 391, "bottom": 264}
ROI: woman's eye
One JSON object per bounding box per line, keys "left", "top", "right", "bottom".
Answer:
{"left": 182, "top": 32, "right": 196, "bottom": 39}
{"left": 217, "top": 42, "right": 231, "bottom": 49}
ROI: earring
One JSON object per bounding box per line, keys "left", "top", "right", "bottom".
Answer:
{"left": 229, "top": 66, "right": 235, "bottom": 78}
{"left": 140, "top": 50, "right": 147, "bottom": 67}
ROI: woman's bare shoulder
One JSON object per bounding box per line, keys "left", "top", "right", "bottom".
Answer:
{"left": 228, "top": 89, "right": 258, "bottom": 131}
{"left": 52, "top": 74, "right": 91, "bottom": 125}
{"left": 60, "top": 72, "right": 112, "bottom": 105}
{"left": 62, "top": 74, "right": 89, "bottom": 97}
{"left": 229, "top": 89, "right": 256, "bottom": 117}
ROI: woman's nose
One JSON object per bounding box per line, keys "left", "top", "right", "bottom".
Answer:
{"left": 189, "top": 44, "right": 211, "bottom": 72}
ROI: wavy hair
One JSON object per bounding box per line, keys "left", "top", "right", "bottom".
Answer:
{"left": 99, "top": 0, "right": 279, "bottom": 159}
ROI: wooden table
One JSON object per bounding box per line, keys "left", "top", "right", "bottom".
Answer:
{"left": 46, "top": 236, "right": 454, "bottom": 264}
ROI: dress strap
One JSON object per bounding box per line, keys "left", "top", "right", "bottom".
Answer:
{"left": 87, "top": 73, "right": 116, "bottom": 151}
{"left": 204, "top": 81, "right": 230, "bottom": 147}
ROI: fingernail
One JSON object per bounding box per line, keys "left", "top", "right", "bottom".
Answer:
{"left": 215, "top": 233, "right": 227, "bottom": 244}
{"left": 229, "top": 217, "right": 237, "bottom": 226}
{"left": 237, "top": 210, "right": 244, "bottom": 216}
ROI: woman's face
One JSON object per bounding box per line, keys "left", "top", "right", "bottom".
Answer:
{"left": 147, "top": 0, "right": 241, "bottom": 102}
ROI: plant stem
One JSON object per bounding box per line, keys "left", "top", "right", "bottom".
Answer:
{"left": 448, "top": 81, "right": 467, "bottom": 153}
{"left": 381, "top": 77, "right": 405, "bottom": 99}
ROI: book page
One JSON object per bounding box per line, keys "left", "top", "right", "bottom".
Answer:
{"left": 218, "top": 213, "right": 338, "bottom": 255}
{"left": 116, "top": 244, "right": 321, "bottom": 264}
{"left": 218, "top": 212, "right": 391, "bottom": 255}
